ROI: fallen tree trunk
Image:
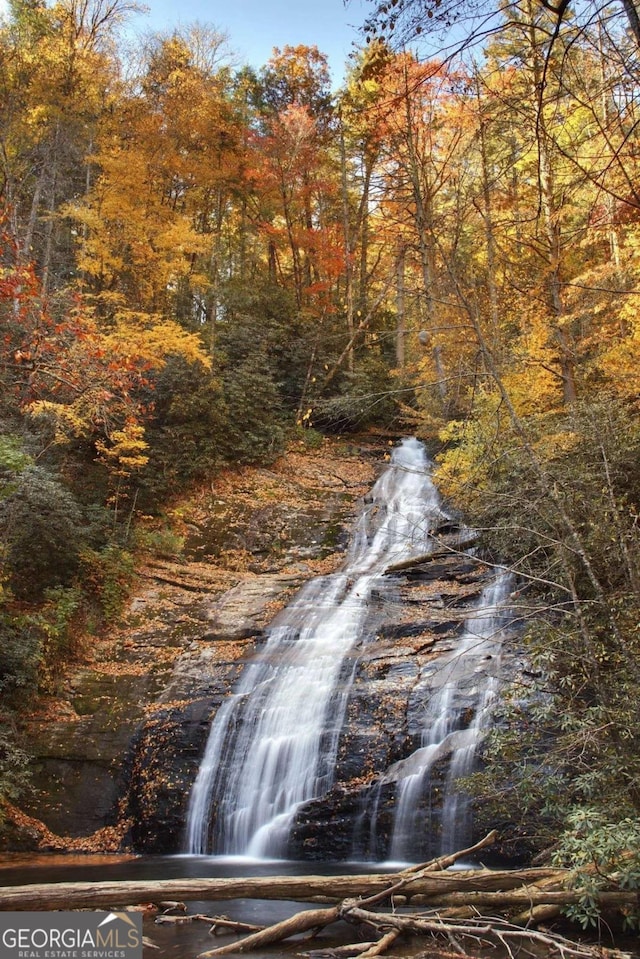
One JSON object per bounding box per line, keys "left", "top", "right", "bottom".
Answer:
{"left": 197, "top": 907, "right": 341, "bottom": 957}
{"left": 4, "top": 868, "right": 635, "bottom": 917}
{"left": 0, "top": 867, "right": 566, "bottom": 912}
{"left": 383, "top": 535, "right": 480, "bottom": 575}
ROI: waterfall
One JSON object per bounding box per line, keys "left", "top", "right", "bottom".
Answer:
{"left": 384, "top": 569, "right": 513, "bottom": 861}
{"left": 184, "top": 437, "right": 448, "bottom": 857}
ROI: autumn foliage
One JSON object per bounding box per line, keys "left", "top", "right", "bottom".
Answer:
{"left": 1, "top": 0, "right": 640, "bottom": 905}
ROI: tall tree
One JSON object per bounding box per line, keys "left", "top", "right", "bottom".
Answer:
{"left": 0, "top": 0, "right": 130, "bottom": 286}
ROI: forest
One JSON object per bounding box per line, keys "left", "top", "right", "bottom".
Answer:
{"left": 1, "top": 0, "right": 639, "bottom": 935}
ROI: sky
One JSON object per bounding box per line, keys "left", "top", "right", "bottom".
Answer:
{"left": 0, "top": 0, "right": 370, "bottom": 85}
{"left": 131, "top": 0, "right": 369, "bottom": 82}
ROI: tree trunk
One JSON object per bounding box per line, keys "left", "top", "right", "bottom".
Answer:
{"left": 526, "top": 0, "right": 577, "bottom": 405}
{"left": 620, "top": 0, "right": 640, "bottom": 49}
{"left": 0, "top": 867, "right": 568, "bottom": 912}
{"left": 396, "top": 239, "right": 406, "bottom": 368}
{"left": 474, "top": 73, "right": 500, "bottom": 344}
{"left": 339, "top": 112, "right": 355, "bottom": 373}
{"left": 400, "top": 61, "right": 447, "bottom": 405}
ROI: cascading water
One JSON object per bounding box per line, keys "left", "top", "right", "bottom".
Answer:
{"left": 184, "top": 437, "right": 448, "bottom": 857}
{"left": 382, "top": 569, "right": 514, "bottom": 861}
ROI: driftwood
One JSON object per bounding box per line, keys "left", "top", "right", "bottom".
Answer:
{"left": 325, "top": 906, "right": 631, "bottom": 959}
{"left": 154, "top": 914, "right": 265, "bottom": 935}
{"left": 197, "top": 906, "right": 342, "bottom": 958}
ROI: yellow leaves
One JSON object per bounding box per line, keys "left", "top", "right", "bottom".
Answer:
{"left": 154, "top": 221, "right": 209, "bottom": 259}
{"left": 596, "top": 320, "right": 640, "bottom": 401}
{"left": 501, "top": 361, "right": 560, "bottom": 418}
{"left": 105, "top": 311, "right": 211, "bottom": 370}
{"left": 532, "top": 429, "right": 580, "bottom": 462}
{"left": 25, "top": 104, "right": 50, "bottom": 128}
{"left": 500, "top": 304, "right": 565, "bottom": 417}
{"left": 96, "top": 422, "right": 149, "bottom": 476}
{"left": 28, "top": 400, "right": 91, "bottom": 442}
{"left": 297, "top": 408, "right": 314, "bottom": 427}
{"left": 435, "top": 416, "right": 494, "bottom": 504}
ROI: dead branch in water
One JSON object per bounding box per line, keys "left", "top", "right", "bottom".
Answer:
{"left": 191, "top": 832, "right": 634, "bottom": 959}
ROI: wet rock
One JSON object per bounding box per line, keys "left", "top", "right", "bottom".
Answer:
{"left": 17, "top": 439, "right": 524, "bottom": 864}
{"left": 201, "top": 573, "right": 303, "bottom": 641}
{"left": 125, "top": 700, "right": 214, "bottom": 853}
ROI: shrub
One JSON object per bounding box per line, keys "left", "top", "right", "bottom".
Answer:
{"left": 0, "top": 610, "right": 41, "bottom": 700}
{"left": 78, "top": 543, "right": 137, "bottom": 622}
{"left": 0, "top": 466, "right": 90, "bottom": 597}
{"left": 0, "top": 723, "right": 31, "bottom": 825}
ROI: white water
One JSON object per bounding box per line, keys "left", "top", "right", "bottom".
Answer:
{"left": 185, "top": 437, "right": 448, "bottom": 856}
{"left": 385, "top": 569, "right": 513, "bottom": 860}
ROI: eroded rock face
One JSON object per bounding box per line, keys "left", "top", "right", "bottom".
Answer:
{"left": 284, "top": 558, "right": 508, "bottom": 862}
{"left": 17, "top": 440, "right": 377, "bottom": 851}
{"left": 18, "top": 439, "right": 521, "bottom": 860}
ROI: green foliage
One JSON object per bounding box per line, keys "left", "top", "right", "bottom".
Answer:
{"left": 0, "top": 435, "right": 33, "bottom": 491}
{"left": 140, "top": 356, "right": 229, "bottom": 499}
{"left": 553, "top": 808, "right": 640, "bottom": 929}
{"left": 0, "top": 723, "right": 31, "bottom": 825}
{"left": 451, "top": 394, "right": 640, "bottom": 923}
{"left": 292, "top": 425, "right": 325, "bottom": 449}
{"left": 221, "top": 351, "right": 287, "bottom": 461}
{"left": 0, "top": 608, "right": 41, "bottom": 700}
{"left": 33, "top": 586, "right": 84, "bottom": 692}
{"left": 133, "top": 524, "right": 185, "bottom": 559}
{"left": 311, "top": 356, "right": 398, "bottom": 433}
{"left": 79, "top": 543, "right": 136, "bottom": 623}
{"left": 218, "top": 279, "right": 308, "bottom": 412}
{"left": 212, "top": 279, "right": 301, "bottom": 461}
{"left": 0, "top": 466, "right": 91, "bottom": 597}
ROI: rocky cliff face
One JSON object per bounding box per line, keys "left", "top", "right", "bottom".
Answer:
{"left": 17, "top": 439, "right": 377, "bottom": 850}
{"left": 286, "top": 555, "right": 513, "bottom": 861}
{"left": 17, "top": 437, "right": 521, "bottom": 860}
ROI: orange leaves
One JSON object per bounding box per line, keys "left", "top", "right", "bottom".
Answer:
{"left": 65, "top": 38, "right": 247, "bottom": 317}
{"left": 0, "top": 234, "right": 209, "bottom": 478}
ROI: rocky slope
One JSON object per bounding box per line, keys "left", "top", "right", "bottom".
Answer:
{"left": 14, "top": 437, "right": 379, "bottom": 850}
{"left": 14, "top": 435, "right": 520, "bottom": 859}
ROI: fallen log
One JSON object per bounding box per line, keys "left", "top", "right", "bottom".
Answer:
{"left": 197, "top": 906, "right": 341, "bottom": 958}
{"left": 402, "top": 889, "right": 638, "bottom": 909}
{"left": 153, "top": 914, "right": 264, "bottom": 935}
{"left": 0, "top": 867, "right": 565, "bottom": 911}
{"left": 383, "top": 535, "right": 480, "bottom": 575}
